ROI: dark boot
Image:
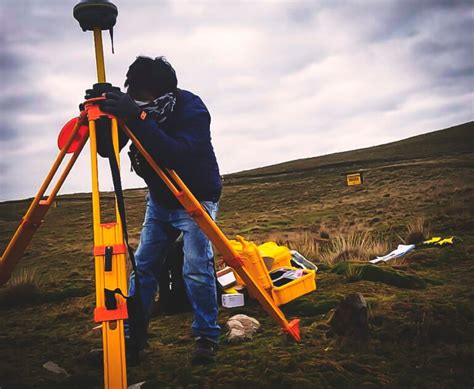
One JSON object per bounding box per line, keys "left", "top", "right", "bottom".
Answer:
{"left": 125, "top": 336, "right": 145, "bottom": 367}
{"left": 191, "top": 337, "right": 217, "bottom": 365}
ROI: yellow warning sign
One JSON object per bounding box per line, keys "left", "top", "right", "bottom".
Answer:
{"left": 346, "top": 173, "right": 363, "bottom": 186}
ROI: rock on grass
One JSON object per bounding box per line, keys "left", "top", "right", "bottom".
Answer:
{"left": 226, "top": 314, "right": 261, "bottom": 342}
{"left": 328, "top": 293, "right": 369, "bottom": 339}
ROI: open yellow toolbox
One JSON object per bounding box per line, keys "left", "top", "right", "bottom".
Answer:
{"left": 229, "top": 236, "right": 316, "bottom": 306}
{"left": 271, "top": 268, "right": 316, "bottom": 305}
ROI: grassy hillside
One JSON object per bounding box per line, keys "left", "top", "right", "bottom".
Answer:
{"left": 228, "top": 121, "right": 473, "bottom": 179}
{"left": 0, "top": 121, "right": 473, "bottom": 388}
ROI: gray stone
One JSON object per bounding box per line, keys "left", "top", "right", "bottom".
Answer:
{"left": 328, "top": 293, "right": 369, "bottom": 338}
{"left": 128, "top": 380, "right": 157, "bottom": 389}
{"left": 226, "top": 314, "right": 261, "bottom": 342}
{"left": 42, "top": 361, "right": 70, "bottom": 377}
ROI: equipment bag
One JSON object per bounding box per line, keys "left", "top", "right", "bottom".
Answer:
{"left": 156, "top": 239, "right": 192, "bottom": 315}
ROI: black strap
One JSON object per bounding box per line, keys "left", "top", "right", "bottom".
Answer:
{"left": 105, "top": 288, "right": 118, "bottom": 310}
{"left": 97, "top": 118, "right": 149, "bottom": 351}
{"left": 104, "top": 125, "right": 140, "bottom": 288}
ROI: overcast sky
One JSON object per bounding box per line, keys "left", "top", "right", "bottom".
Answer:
{"left": 0, "top": 0, "right": 472, "bottom": 201}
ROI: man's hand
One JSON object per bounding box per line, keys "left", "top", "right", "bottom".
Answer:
{"left": 100, "top": 91, "right": 142, "bottom": 120}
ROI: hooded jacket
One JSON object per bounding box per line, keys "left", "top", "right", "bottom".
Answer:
{"left": 99, "top": 89, "right": 222, "bottom": 208}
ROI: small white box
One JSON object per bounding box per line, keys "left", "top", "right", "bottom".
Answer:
{"left": 221, "top": 293, "right": 245, "bottom": 308}
{"left": 217, "top": 267, "right": 237, "bottom": 289}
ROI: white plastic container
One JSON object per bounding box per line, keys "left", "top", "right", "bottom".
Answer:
{"left": 222, "top": 293, "right": 245, "bottom": 308}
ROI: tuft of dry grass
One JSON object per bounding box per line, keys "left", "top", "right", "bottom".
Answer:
{"left": 403, "top": 217, "right": 431, "bottom": 244}
{"left": 8, "top": 267, "right": 40, "bottom": 288}
{"left": 319, "top": 232, "right": 388, "bottom": 265}
{"left": 265, "top": 230, "right": 323, "bottom": 260}
{"left": 0, "top": 268, "right": 42, "bottom": 308}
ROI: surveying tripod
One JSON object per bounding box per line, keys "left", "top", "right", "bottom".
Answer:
{"left": 0, "top": 1, "right": 301, "bottom": 388}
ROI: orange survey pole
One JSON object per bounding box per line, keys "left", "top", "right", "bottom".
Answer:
{"left": 121, "top": 124, "right": 301, "bottom": 341}
{"left": 0, "top": 118, "right": 88, "bottom": 286}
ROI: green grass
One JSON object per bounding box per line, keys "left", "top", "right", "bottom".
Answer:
{"left": 0, "top": 121, "right": 473, "bottom": 387}
{"left": 330, "top": 261, "right": 427, "bottom": 289}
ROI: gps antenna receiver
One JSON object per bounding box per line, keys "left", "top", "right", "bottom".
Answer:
{"left": 73, "top": 0, "right": 118, "bottom": 53}
{"left": 73, "top": 0, "right": 117, "bottom": 31}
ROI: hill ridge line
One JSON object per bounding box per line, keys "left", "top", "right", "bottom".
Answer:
{"left": 226, "top": 121, "right": 473, "bottom": 180}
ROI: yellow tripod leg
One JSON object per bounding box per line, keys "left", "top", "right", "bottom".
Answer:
{"left": 88, "top": 29, "right": 128, "bottom": 388}
{"left": 121, "top": 124, "right": 301, "bottom": 342}
{"left": 89, "top": 118, "right": 128, "bottom": 389}
{"left": 0, "top": 119, "right": 87, "bottom": 286}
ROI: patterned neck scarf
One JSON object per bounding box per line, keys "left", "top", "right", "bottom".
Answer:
{"left": 134, "top": 92, "right": 176, "bottom": 123}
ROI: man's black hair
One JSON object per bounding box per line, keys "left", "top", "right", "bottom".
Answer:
{"left": 125, "top": 56, "right": 178, "bottom": 97}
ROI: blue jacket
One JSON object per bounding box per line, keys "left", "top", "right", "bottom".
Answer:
{"left": 120, "top": 89, "right": 222, "bottom": 208}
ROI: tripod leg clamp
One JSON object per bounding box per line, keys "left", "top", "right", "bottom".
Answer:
{"left": 94, "top": 304, "right": 128, "bottom": 322}
{"left": 93, "top": 243, "right": 126, "bottom": 256}
{"left": 94, "top": 288, "right": 129, "bottom": 322}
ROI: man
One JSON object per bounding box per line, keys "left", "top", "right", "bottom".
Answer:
{"left": 100, "top": 56, "right": 222, "bottom": 365}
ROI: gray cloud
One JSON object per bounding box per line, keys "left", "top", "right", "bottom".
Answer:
{"left": 367, "top": 0, "right": 472, "bottom": 40}
{"left": 0, "top": 93, "right": 50, "bottom": 112}
{"left": 0, "top": 122, "right": 18, "bottom": 142}
{"left": 0, "top": 48, "right": 21, "bottom": 71}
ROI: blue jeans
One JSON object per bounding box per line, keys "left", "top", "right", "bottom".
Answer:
{"left": 127, "top": 195, "right": 220, "bottom": 341}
